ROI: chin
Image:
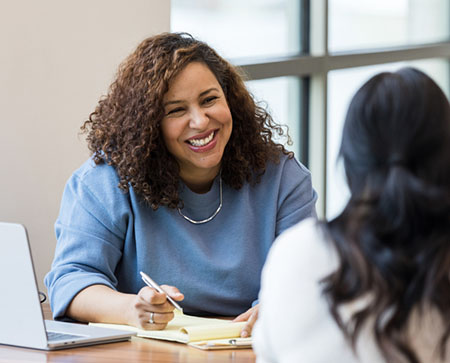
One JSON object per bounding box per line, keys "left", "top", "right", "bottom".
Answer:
{"left": 193, "top": 158, "right": 222, "bottom": 172}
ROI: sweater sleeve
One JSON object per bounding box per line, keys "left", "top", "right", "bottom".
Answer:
{"left": 275, "top": 157, "right": 317, "bottom": 237}
{"left": 44, "top": 165, "right": 130, "bottom": 320}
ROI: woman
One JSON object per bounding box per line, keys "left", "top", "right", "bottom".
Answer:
{"left": 44, "top": 32, "right": 317, "bottom": 336}
{"left": 253, "top": 67, "right": 450, "bottom": 362}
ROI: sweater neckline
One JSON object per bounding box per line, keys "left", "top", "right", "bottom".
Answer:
{"left": 179, "top": 174, "right": 221, "bottom": 209}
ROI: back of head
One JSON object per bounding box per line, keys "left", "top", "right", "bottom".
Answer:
{"left": 342, "top": 67, "right": 450, "bottom": 200}
{"left": 325, "top": 67, "right": 450, "bottom": 363}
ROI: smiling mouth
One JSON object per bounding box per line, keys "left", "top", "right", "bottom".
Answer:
{"left": 187, "top": 130, "right": 216, "bottom": 147}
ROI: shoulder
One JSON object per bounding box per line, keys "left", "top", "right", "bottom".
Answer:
{"left": 59, "top": 158, "right": 132, "bottom": 236}
{"left": 259, "top": 153, "right": 314, "bottom": 196}
{"left": 263, "top": 218, "right": 337, "bottom": 281}
{"left": 248, "top": 153, "right": 317, "bottom": 233}
{"left": 72, "top": 158, "right": 120, "bottom": 187}
{"left": 254, "top": 219, "right": 345, "bottom": 361}
{"left": 265, "top": 152, "right": 311, "bottom": 180}
{"left": 64, "top": 158, "right": 129, "bottom": 210}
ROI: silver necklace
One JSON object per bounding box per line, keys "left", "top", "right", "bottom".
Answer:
{"left": 177, "top": 177, "right": 223, "bottom": 224}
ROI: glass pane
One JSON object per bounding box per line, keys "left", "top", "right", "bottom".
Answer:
{"left": 171, "top": 0, "right": 301, "bottom": 59}
{"left": 329, "top": 0, "right": 450, "bottom": 52}
{"left": 246, "top": 77, "right": 302, "bottom": 158}
{"left": 326, "top": 59, "right": 449, "bottom": 219}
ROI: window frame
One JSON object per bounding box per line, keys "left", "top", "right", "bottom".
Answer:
{"left": 233, "top": 0, "right": 450, "bottom": 217}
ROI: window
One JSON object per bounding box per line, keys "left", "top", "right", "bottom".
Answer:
{"left": 329, "top": 0, "right": 450, "bottom": 52}
{"left": 171, "top": 0, "right": 303, "bottom": 59}
{"left": 246, "top": 77, "right": 301, "bottom": 152}
{"left": 171, "top": 0, "right": 450, "bottom": 218}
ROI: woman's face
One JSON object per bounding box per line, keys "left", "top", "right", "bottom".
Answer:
{"left": 161, "top": 61, "right": 233, "bottom": 187}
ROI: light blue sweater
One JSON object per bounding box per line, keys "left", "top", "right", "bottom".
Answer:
{"left": 45, "top": 154, "right": 317, "bottom": 319}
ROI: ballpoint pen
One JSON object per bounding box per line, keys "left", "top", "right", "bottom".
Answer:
{"left": 194, "top": 337, "right": 253, "bottom": 349}
{"left": 228, "top": 338, "right": 252, "bottom": 346}
{"left": 140, "top": 271, "right": 183, "bottom": 313}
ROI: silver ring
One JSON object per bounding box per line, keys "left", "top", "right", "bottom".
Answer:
{"left": 149, "top": 312, "right": 155, "bottom": 324}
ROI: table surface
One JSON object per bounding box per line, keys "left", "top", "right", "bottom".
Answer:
{"left": 0, "top": 304, "right": 256, "bottom": 363}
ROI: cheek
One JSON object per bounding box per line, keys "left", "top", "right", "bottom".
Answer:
{"left": 161, "top": 121, "right": 181, "bottom": 144}
{"left": 217, "top": 106, "right": 233, "bottom": 128}
{"left": 219, "top": 110, "right": 233, "bottom": 143}
{"left": 224, "top": 111, "right": 233, "bottom": 135}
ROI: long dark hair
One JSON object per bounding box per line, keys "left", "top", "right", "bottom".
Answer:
{"left": 81, "top": 32, "right": 291, "bottom": 210}
{"left": 323, "top": 67, "right": 450, "bottom": 362}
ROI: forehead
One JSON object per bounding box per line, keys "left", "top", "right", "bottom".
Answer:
{"left": 164, "top": 62, "right": 221, "bottom": 101}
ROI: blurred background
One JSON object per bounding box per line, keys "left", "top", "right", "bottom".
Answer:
{"left": 1, "top": 0, "right": 449, "bottom": 293}
{"left": 0, "top": 0, "right": 170, "bottom": 293}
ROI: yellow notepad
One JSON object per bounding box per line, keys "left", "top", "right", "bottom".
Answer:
{"left": 90, "top": 311, "right": 252, "bottom": 350}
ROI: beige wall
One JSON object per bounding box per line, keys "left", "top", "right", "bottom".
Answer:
{"left": 0, "top": 0, "right": 170, "bottom": 292}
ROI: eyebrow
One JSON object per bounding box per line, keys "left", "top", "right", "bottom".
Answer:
{"left": 163, "top": 87, "right": 220, "bottom": 107}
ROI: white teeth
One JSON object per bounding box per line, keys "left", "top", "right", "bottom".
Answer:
{"left": 188, "top": 131, "right": 214, "bottom": 147}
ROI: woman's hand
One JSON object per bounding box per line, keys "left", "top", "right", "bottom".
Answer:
{"left": 127, "top": 285, "right": 184, "bottom": 330}
{"left": 233, "top": 304, "right": 259, "bottom": 337}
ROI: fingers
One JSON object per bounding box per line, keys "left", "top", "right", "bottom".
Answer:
{"left": 132, "top": 289, "right": 177, "bottom": 330}
{"left": 141, "top": 311, "right": 175, "bottom": 331}
{"left": 137, "top": 286, "right": 182, "bottom": 313}
{"left": 240, "top": 308, "right": 258, "bottom": 338}
{"left": 138, "top": 286, "right": 170, "bottom": 306}
{"left": 233, "top": 309, "right": 252, "bottom": 322}
{"left": 160, "top": 284, "right": 184, "bottom": 301}
{"left": 133, "top": 286, "right": 182, "bottom": 330}
{"left": 233, "top": 304, "right": 258, "bottom": 322}
{"left": 139, "top": 285, "right": 184, "bottom": 305}
{"left": 148, "top": 311, "right": 174, "bottom": 324}
{"left": 232, "top": 305, "right": 260, "bottom": 338}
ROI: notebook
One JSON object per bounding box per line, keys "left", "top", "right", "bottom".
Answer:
{"left": 91, "top": 311, "right": 253, "bottom": 350}
{"left": 0, "top": 222, "right": 135, "bottom": 350}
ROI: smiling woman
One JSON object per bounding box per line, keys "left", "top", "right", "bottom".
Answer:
{"left": 161, "top": 62, "right": 233, "bottom": 193}
{"left": 44, "top": 32, "right": 317, "bottom": 338}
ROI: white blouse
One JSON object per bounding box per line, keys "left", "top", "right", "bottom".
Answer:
{"left": 252, "top": 218, "right": 449, "bottom": 363}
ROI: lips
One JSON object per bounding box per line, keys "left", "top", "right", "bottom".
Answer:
{"left": 186, "top": 130, "right": 215, "bottom": 147}
{"left": 185, "top": 130, "right": 218, "bottom": 152}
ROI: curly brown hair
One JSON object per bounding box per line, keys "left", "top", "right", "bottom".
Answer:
{"left": 82, "top": 32, "right": 292, "bottom": 210}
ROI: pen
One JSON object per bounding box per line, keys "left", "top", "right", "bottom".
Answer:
{"left": 139, "top": 271, "right": 183, "bottom": 313}
{"left": 228, "top": 338, "right": 252, "bottom": 346}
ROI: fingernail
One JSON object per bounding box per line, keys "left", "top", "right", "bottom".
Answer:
{"left": 241, "top": 330, "right": 248, "bottom": 338}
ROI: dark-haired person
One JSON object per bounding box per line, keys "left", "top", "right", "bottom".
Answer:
{"left": 44, "top": 32, "right": 317, "bottom": 336}
{"left": 253, "top": 67, "right": 450, "bottom": 363}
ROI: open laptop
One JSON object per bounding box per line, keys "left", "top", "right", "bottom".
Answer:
{"left": 0, "top": 222, "right": 136, "bottom": 350}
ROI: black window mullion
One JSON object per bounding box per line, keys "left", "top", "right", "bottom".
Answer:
{"left": 299, "top": 77, "right": 310, "bottom": 167}
{"left": 299, "top": 0, "right": 310, "bottom": 167}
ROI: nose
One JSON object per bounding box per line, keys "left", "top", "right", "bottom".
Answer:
{"left": 189, "top": 106, "right": 209, "bottom": 130}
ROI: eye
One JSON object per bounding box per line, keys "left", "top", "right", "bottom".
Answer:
{"left": 166, "top": 107, "right": 184, "bottom": 116}
{"left": 203, "top": 95, "right": 218, "bottom": 104}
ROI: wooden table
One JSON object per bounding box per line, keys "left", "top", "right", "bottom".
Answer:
{"left": 0, "top": 304, "right": 256, "bottom": 363}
